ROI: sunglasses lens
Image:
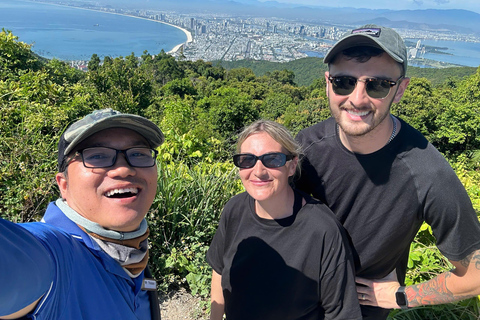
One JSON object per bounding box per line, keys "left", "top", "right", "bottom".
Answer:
{"left": 233, "top": 153, "right": 289, "bottom": 168}
{"left": 331, "top": 76, "right": 356, "bottom": 96}
{"left": 262, "top": 153, "right": 286, "bottom": 168}
{"left": 331, "top": 76, "right": 394, "bottom": 99}
{"left": 366, "top": 79, "right": 391, "bottom": 99}
{"left": 233, "top": 154, "right": 256, "bottom": 168}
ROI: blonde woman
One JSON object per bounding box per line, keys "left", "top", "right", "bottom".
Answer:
{"left": 207, "top": 120, "right": 361, "bottom": 320}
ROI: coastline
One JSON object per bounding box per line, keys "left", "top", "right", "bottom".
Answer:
{"left": 108, "top": 15, "right": 193, "bottom": 54}
{"left": 21, "top": 0, "right": 192, "bottom": 54}
{"left": 161, "top": 22, "right": 193, "bottom": 54}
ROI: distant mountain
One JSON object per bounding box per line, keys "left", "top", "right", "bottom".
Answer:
{"left": 381, "top": 9, "right": 480, "bottom": 32}
{"left": 364, "top": 9, "right": 480, "bottom": 34}
{"left": 54, "top": 0, "right": 480, "bottom": 34}
{"left": 353, "top": 17, "right": 475, "bottom": 35}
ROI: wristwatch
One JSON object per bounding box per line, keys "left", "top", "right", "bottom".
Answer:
{"left": 395, "top": 286, "right": 409, "bottom": 310}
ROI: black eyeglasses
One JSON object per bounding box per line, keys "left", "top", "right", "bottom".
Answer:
{"left": 74, "top": 147, "right": 158, "bottom": 168}
{"left": 233, "top": 153, "right": 294, "bottom": 169}
{"left": 328, "top": 75, "right": 404, "bottom": 99}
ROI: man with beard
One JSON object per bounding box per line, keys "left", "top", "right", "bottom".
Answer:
{"left": 295, "top": 24, "right": 480, "bottom": 319}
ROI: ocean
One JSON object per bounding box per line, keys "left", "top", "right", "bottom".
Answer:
{"left": 1, "top": 0, "right": 479, "bottom": 67}
{"left": 0, "top": 0, "right": 187, "bottom": 61}
{"left": 407, "top": 38, "right": 480, "bottom": 68}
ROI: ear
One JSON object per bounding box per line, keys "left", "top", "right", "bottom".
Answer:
{"left": 288, "top": 156, "right": 299, "bottom": 177}
{"left": 56, "top": 172, "right": 68, "bottom": 200}
{"left": 393, "top": 77, "right": 410, "bottom": 103}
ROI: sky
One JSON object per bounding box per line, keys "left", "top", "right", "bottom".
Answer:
{"left": 261, "top": 0, "right": 480, "bottom": 14}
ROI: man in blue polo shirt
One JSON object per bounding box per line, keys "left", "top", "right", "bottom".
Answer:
{"left": 0, "top": 109, "right": 164, "bottom": 319}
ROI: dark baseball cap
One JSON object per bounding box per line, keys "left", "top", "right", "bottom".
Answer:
{"left": 324, "top": 24, "right": 407, "bottom": 73}
{"left": 58, "top": 109, "right": 164, "bottom": 171}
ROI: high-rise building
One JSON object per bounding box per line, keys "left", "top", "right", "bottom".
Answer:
{"left": 190, "top": 18, "right": 195, "bottom": 30}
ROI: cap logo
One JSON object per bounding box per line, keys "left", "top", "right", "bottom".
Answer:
{"left": 352, "top": 27, "right": 381, "bottom": 37}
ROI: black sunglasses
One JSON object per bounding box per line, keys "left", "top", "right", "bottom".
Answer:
{"left": 74, "top": 147, "right": 158, "bottom": 168}
{"left": 233, "top": 153, "right": 294, "bottom": 169}
{"left": 328, "top": 75, "right": 404, "bottom": 99}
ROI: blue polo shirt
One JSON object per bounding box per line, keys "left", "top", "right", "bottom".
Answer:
{"left": 0, "top": 202, "right": 151, "bottom": 319}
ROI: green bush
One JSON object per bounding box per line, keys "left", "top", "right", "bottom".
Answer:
{"left": 147, "top": 159, "right": 243, "bottom": 297}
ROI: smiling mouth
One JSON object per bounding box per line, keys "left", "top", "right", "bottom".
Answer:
{"left": 105, "top": 187, "right": 139, "bottom": 198}
{"left": 252, "top": 180, "right": 271, "bottom": 184}
{"left": 346, "top": 109, "right": 370, "bottom": 116}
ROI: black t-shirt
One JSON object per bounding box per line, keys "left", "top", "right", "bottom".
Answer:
{"left": 296, "top": 117, "right": 480, "bottom": 319}
{"left": 207, "top": 190, "right": 362, "bottom": 320}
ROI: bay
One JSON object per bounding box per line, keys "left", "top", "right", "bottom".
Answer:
{"left": 407, "top": 38, "right": 480, "bottom": 68}
{"left": 0, "top": 0, "right": 187, "bottom": 61}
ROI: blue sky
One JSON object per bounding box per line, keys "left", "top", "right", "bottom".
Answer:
{"left": 260, "top": 0, "right": 480, "bottom": 14}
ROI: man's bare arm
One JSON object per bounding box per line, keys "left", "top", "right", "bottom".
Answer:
{"left": 356, "top": 249, "right": 480, "bottom": 309}
{"left": 406, "top": 250, "right": 480, "bottom": 307}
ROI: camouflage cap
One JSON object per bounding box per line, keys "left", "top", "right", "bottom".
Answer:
{"left": 324, "top": 24, "right": 408, "bottom": 73}
{"left": 58, "top": 109, "right": 164, "bottom": 171}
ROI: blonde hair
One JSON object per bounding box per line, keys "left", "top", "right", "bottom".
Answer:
{"left": 236, "top": 119, "right": 302, "bottom": 172}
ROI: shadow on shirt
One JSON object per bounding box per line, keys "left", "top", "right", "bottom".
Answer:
{"left": 223, "top": 237, "right": 321, "bottom": 320}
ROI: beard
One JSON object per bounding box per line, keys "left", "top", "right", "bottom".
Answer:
{"left": 330, "top": 95, "right": 395, "bottom": 138}
{"left": 335, "top": 110, "right": 390, "bottom": 137}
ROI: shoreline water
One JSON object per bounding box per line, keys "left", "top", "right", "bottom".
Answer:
{"left": 93, "top": 12, "right": 193, "bottom": 54}
{"left": 21, "top": 0, "right": 192, "bottom": 55}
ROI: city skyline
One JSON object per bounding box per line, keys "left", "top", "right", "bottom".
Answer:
{"left": 3, "top": 0, "right": 480, "bottom": 68}
{"left": 260, "top": 0, "right": 480, "bottom": 14}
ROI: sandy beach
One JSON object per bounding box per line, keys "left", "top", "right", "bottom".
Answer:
{"left": 110, "top": 15, "right": 193, "bottom": 54}
{"left": 162, "top": 22, "right": 193, "bottom": 54}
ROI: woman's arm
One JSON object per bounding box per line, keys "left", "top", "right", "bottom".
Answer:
{"left": 210, "top": 270, "right": 225, "bottom": 320}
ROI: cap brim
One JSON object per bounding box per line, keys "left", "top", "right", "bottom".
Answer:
{"left": 64, "top": 114, "right": 164, "bottom": 156}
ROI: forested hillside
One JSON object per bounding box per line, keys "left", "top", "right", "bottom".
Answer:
{"left": 219, "top": 57, "right": 477, "bottom": 86}
{"left": 2, "top": 30, "right": 480, "bottom": 318}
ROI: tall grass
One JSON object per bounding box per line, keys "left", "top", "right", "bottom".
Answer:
{"left": 147, "top": 159, "right": 243, "bottom": 296}
{"left": 388, "top": 297, "right": 480, "bottom": 319}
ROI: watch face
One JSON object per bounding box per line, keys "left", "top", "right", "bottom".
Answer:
{"left": 396, "top": 291, "right": 407, "bottom": 306}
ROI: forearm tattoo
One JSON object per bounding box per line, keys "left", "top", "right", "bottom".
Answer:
{"left": 407, "top": 272, "right": 454, "bottom": 306}
{"left": 406, "top": 249, "right": 480, "bottom": 307}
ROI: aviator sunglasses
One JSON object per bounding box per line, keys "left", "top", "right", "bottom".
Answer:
{"left": 328, "top": 75, "right": 404, "bottom": 99}
{"left": 233, "top": 152, "right": 294, "bottom": 169}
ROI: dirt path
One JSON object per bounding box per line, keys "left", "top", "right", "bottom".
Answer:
{"left": 160, "top": 289, "right": 208, "bottom": 320}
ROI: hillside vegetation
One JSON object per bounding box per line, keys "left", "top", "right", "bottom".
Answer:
{"left": 1, "top": 30, "right": 480, "bottom": 318}
{"left": 219, "top": 57, "right": 477, "bottom": 87}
